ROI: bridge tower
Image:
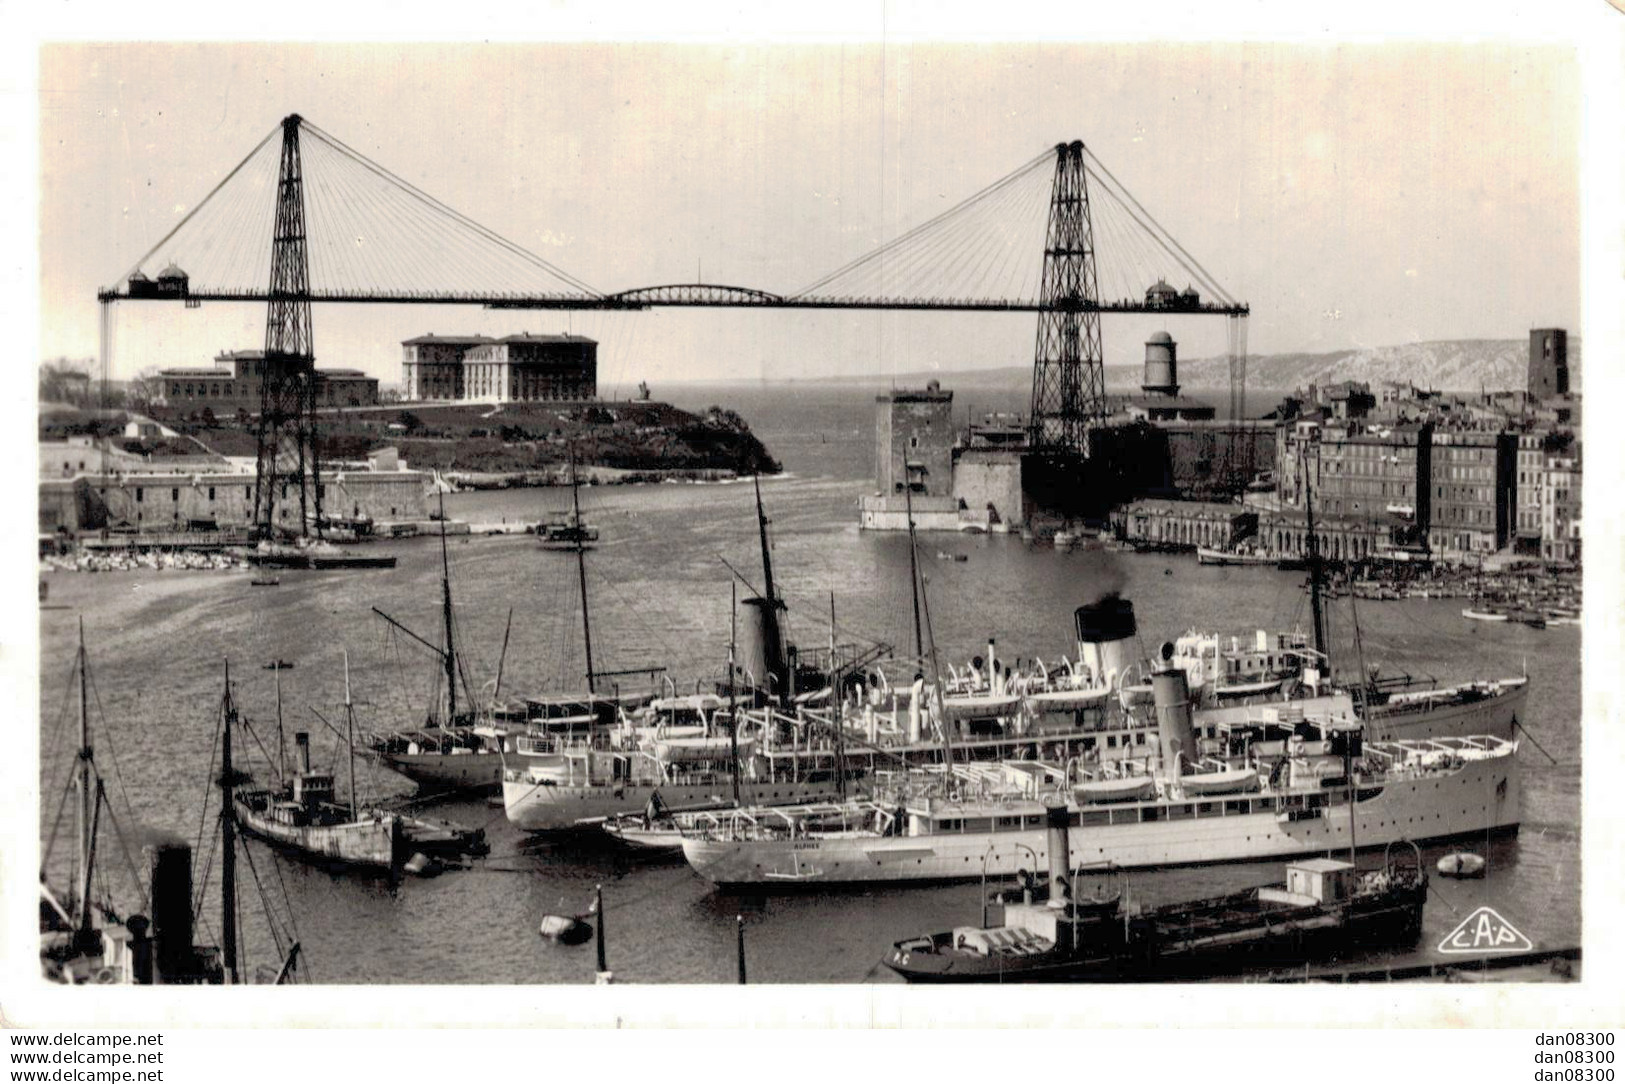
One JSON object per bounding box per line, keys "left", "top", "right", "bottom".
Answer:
{"left": 1027, "top": 141, "right": 1106, "bottom": 454}
{"left": 252, "top": 114, "right": 323, "bottom": 541}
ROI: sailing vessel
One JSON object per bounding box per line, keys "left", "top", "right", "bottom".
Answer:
{"left": 233, "top": 655, "right": 488, "bottom": 874}
{"left": 677, "top": 658, "right": 1520, "bottom": 888}
{"left": 365, "top": 503, "right": 515, "bottom": 794}
{"left": 504, "top": 476, "right": 874, "bottom": 833}
{"left": 41, "top": 633, "right": 300, "bottom": 984}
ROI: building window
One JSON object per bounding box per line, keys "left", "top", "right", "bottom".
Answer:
{"left": 136, "top": 488, "right": 143, "bottom": 503}
{"left": 208, "top": 487, "right": 216, "bottom": 501}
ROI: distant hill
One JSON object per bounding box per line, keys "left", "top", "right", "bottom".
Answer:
{"left": 1173, "top": 338, "right": 1582, "bottom": 394}
{"left": 818, "top": 338, "right": 1580, "bottom": 396}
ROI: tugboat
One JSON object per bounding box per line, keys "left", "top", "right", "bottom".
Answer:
{"left": 884, "top": 803, "right": 1428, "bottom": 983}
{"left": 232, "top": 656, "right": 487, "bottom": 875}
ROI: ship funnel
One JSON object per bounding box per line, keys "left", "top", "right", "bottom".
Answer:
{"left": 1044, "top": 802, "right": 1071, "bottom": 909}
{"left": 1151, "top": 648, "right": 1196, "bottom": 778}
{"left": 295, "top": 731, "right": 311, "bottom": 774}
{"left": 737, "top": 597, "right": 788, "bottom": 702}
{"left": 146, "top": 841, "right": 194, "bottom": 983}
{"left": 1074, "top": 597, "right": 1136, "bottom": 691}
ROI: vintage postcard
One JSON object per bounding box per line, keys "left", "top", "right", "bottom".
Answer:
{"left": 8, "top": 0, "right": 1621, "bottom": 1041}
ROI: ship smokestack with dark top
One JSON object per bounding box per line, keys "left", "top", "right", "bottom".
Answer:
{"left": 1045, "top": 802, "right": 1071, "bottom": 908}
{"left": 1151, "top": 642, "right": 1196, "bottom": 777}
{"left": 1074, "top": 595, "right": 1136, "bottom": 690}
{"left": 295, "top": 731, "right": 311, "bottom": 774}
{"left": 147, "top": 840, "right": 194, "bottom": 982}
{"left": 737, "top": 597, "right": 789, "bottom": 702}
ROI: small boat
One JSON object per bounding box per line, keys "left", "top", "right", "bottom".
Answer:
{"left": 1462, "top": 608, "right": 1509, "bottom": 623}
{"left": 1179, "top": 766, "right": 1263, "bottom": 797}
{"left": 935, "top": 551, "right": 968, "bottom": 562}
{"left": 1437, "top": 851, "right": 1486, "bottom": 879}
{"left": 1197, "top": 545, "right": 1276, "bottom": 567}
{"left": 1074, "top": 776, "right": 1156, "bottom": 804}
{"left": 264, "top": 660, "right": 295, "bottom": 671}
{"left": 250, "top": 577, "right": 281, "bottom": 587}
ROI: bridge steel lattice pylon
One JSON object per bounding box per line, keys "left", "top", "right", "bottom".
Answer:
{"left": 1027, "top": 141, "right": 1106, "bottom": 455}
{"left": 252, "top": 114, "right": 323, "bottom": 541}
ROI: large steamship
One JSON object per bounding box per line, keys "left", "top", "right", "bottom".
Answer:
{"left": 676, "top": 657, "right": 1520, "bottom": 888}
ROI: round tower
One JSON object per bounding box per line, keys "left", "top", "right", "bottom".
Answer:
{"left": 1142, "top": 331, "right": 1179, "bottom": 397}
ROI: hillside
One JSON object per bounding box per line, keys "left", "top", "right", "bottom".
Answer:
{"left": 821, "top": 338, "right": 1581, "bottom": 396}
{"left": 158, "top": 401, "right": 783, "bottom": 477}
{"left": 1172, "top": 338, "right": 1583, "bottom": 393}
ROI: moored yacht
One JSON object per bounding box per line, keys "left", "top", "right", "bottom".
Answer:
{"left": 677, "top": 658, "right": 1520, "bottom": 888}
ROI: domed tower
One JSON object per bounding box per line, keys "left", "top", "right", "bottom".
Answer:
{"left": 1142, "top": 331, "right": 1179, "bottom": 397}
{"left": 1145, "top": 278, "right": 1179, "bottom": 308}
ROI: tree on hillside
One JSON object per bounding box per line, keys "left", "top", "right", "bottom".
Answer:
{"left": 125, "top": 367, "right": 164, "bottom": 413}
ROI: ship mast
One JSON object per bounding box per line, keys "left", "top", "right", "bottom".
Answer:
{"left": 906, "top": 494, "right": 954, "bottom": 769}
{"left": 437, "top": 491, "right": 457, "bottom": 726}
{"left": 753, "top": 475, "right": 776, "bottom": 607}
{"left": 728, "top": 581, "right": 740, "bottom": 808}
{"left": 571, "top": 448, "right": 596, "bottom": 694}
{"left": 344, "top": 650, "right": 359, "bottom": 817}
{"left": 274, "top": 663, "right": 286, "bottom": 785}
{"left": 1302, "top": 447, "right": 1328, "bottom": 676}
{"left": 74, "top": 619, "right": 95, "bottom": 937}
{"left": 219, "top": 660, "right": 240, "bottom": 984}
{"left": 902, "top": 482, "right": 925, "bottom": 659}
{"left": 830, "top": 592, "right": 846, "bottom": 800}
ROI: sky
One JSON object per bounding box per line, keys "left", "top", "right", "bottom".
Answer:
{"left": 35, "top": 38, "right": 1585, "bottom": 392}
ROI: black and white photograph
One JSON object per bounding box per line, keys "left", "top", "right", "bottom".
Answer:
{"left": 8, "top": 0, "right": 1622, "bottom": 1043}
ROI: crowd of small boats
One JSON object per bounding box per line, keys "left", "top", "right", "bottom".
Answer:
{"left": 41, "top": 471, "right": 1555, "bottom": 985}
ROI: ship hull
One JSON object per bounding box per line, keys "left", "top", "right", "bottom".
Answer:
{"left": 887, "top": 889, "right": 1426, "bottom": 983}
{"left": 1363, "top": 680, "right": 1527, "bottom": 741}
{"left": 234, "top": 802, "right": 401, "bottom": 871}
{"left": 378, "top": 749, "right": 504, "bottom": 793}
{"left": 681, "top": 752, "right": 1519, "bottom": 888}
{"left": 503, "top": 777, "right": 845, "bottom": 832}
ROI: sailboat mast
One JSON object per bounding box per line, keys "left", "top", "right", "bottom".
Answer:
{"left": 75, "top": 619, "right": 94, "bottom": 935}
{"left": 903, "top": 483, "right": 924, "bottom": 658}
{"left": 831, "top": 592, "right": 845, "bottom": 800}
{"left": 571, "top": 450, "right": 596, "bottom": 694}
{"left": 907, "top": 508, "right": 955, "bottom": 768}
{"left": 728, "top": 589, "right": 740, "bottom": 808}
{"left": 344, "top": 651, "right": 359, "bottom": 815}
{"left": 1303, "top": 448, "right": 1328, "bottom": 673}
{"left": 493, "top": 607, "right": 514, "bottom": 705}
{"left": 219, "top": 660, "right": 240, "bottom": 984}
{"left": 438, "top": 493, "right": 457, "bottom": 725}
{"left": 274, "top": 664, "right": 286, "bottom": 785}
{"left": 753, "top": 476, "right": 776, "bottom": 606}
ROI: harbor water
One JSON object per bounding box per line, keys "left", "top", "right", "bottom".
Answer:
{"left": 37, "top": 382, "right": 1582, "bottom": 983}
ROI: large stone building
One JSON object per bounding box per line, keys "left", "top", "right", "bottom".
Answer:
{"left": 159, "top": 350, "right": 378, "bottom": 413}
{"left": 1314, "top": 423, "right": 1431, "bottom": 543}
{"left": 400, "top": 333, "right": 596, "bottom": 402}
{"left": 1540, "top": 452, "right": 1581, "bottom": 564}
{"left": 1426, "top": 428, "right": 1515, "bottom": 557}
{"left": 41, "top": 463, "right": 429, "bottom": 535}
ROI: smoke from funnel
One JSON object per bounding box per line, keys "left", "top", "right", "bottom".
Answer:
{"left": 1075, "top": 550, "right": 1127, "bottom": 609}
